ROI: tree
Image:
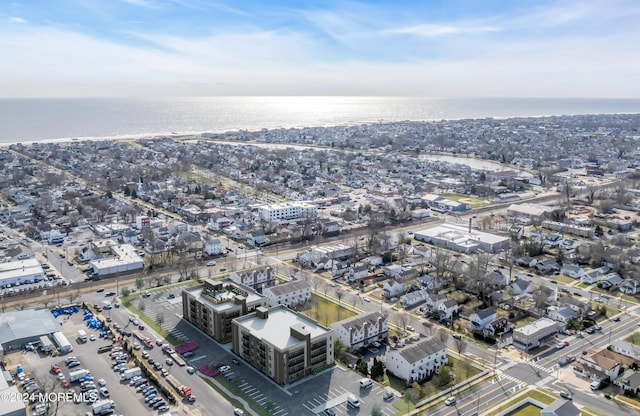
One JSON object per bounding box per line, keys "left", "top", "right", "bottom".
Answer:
{"left": 138, "top": 301, "right": 146, "bottom": 312}
{"left": 135, "top": 276, "right": 145, "bottom": 292}
{"left": 131, "top": 189, "right": 138, "bottom": 199}
{"left": 395, "top": 312, "right": 411, "bottom": 335}
{"left": 357, "top": 360, "right": 369, "bottom": 376}
{"left": 453, "top": 337, "right": 467, "bottom": 355}
{"left": 123, "top": 185, "right": 131, "bottom": 197}
{"left": 334, "top": 339, "right": 347, "bottom": 362}
{"left": 434, "top": 365, "right": 452, "bottom": 387}
{"left": 163, "top": 276, "right": 171, "bottom": 285}
{"left": 371, "top": 404, "right": 383, "bottom": 416}
{"left": 371, "top": 358, "right": 385, "bottom": 381}
{"left": 121, "top": 287, "right": 131, "bottom": 299}
{"left": 155, "top": 313, "right": 165, "bottom": 327}
{"left": 68, "top": 288, "right": 80, "bottom": 304}
{"left": 406, "top": 381, "right": 422, "bottom": 403}
{"left": 437, "top": 329, "right": 449, "bottom": 345}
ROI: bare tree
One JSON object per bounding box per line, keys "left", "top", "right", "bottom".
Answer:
{"left": 431, "top": 248, "right": 453, "bottom": 288}
{"left": 437, "top": 328, "right": 449, "bottom": 344}
{"left": 395, "top": 312, "right": 411, "bottom": 334}
{"left": 453, "top": 337, "right": 467, "bottom": 355}
{"left": 67, "top": 288, "right": 80, "bottom": 304}
{"left": 335, "top": 289, "right": 345, "bottom": 320}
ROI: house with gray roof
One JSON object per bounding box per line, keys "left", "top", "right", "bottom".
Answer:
{"left": 331, "top": 312, "right": 388, "bottom": 351}
{"left": 385, "top": 336, "right": 448, "bottom": 384}
{"left": 547, "top": 306, "right": 576, "bottom": 323}
{"left": 262, "top": 279, "right": 311, "bottom": 308}
{"left": 470, "top": 307, "right": 496, "bottom": 330}
{"left": 541, "top": 399, "right": 581, "bottom": 416}
{"left": 561, "top": 263, "right": 584, "bottom": 279}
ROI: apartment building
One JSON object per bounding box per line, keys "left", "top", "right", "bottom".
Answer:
{"left": 331, "top": 312, "right": 388, "bottom": 351}
{"left": 182, "top": 279, "right": 267, "bottom": 342}
{"left": 263, "top": 279, "right": 311, "bottom": 308}
{"left": 231, "top": 305, "right": 334, "bottom": 385}
{"left": 258, "top": 202, "right": 318, "bottom": 222}
{"left": 229, "top": 267, "right": 276, "bottom": 293}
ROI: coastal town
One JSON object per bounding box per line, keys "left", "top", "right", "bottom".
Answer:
{"left": 2, "top": 112, "right": 640, "bottom": 416}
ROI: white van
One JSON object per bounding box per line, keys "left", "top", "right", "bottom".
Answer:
{"left": 590, "top": 380, "right": 600, "bottom": 390}
{"left": 347, "top": 394, "right": 360, "bottom": 408}
{"left": 359, "top": 378, "right": 372, "bottom": 389}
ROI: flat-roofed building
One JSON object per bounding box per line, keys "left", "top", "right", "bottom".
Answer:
{"left": 0, "top": 259, "right": 45, "bottom": 287}
{"left": 512, "top": 317, "right": 564, "bottom": 350}
{"left": 507, "top": 203, "right": 555, "bottom": 220}
{"left": 258, "top": 202, "right": 317, "bottom": 222}
{"left": 414, "top": 224, "right": 510, "bottom": 253}
{"left": 232, "top": 305, "right": 334, "bottom": 385}
{"left": 182, "top": 279, "right": 267, "bottom": 342}
{"left": 89, "top": 244, "right": 144, "bottom": 277}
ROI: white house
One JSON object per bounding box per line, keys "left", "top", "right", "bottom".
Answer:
{"left": 350, "top": 264, "right": 369, "bottom": 282}
{"left": 385, "top": 336, "right": 448, "bottom": 384}
{"left": 331, "top": 312, "right": 388, "bottom": 351}
{"left": 401, "top": 290, "right": 428, "bottom": 309}
{"left": 612, "top": 340, "right": 640, "bottom": 361}
{"left": 229, "top": 267, "right": 275, "bottom": 292}
{"left": 204, "top": 238, "right": 223, "bottom": 256}
{"left": 547, "top": 306, "right": 576, "bottom": 323}
{"left": 469, "top": 307, "right": 496, "bottom": 331}
{"left": 438, "top": 299, "right": 458, "bottom": 319}
{"left": 246, "top": 231, "right": 269, "bottom": 247}
{"left": 263, "top": 280, "right": 311, "bottom": 308}
{"left": 424, "top": 293, "right": 447, "bottom": 314}
{"left": 382, "top": 281, "right": 404, "bottom": 299}
{"left": 209, "top": 216, "right": 234, "bottom": 231}
{"left": 561, "top": 264, "right": 584, "bottom": 279}
{"left": 621, "top": 279, "right": 640, "bottom": 295}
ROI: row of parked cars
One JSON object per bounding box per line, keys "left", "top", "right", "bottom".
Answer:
{"left": 109, "top": 346, "right": 169, "bottom": 413}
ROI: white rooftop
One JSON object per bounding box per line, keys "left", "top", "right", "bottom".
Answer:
{"left": 234, "top": 305, "right": 331, "bottom": 350}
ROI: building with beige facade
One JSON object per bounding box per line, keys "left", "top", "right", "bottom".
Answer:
{"left": 182, "top": 279, "right": 267, "bottom": 342}
{"left": 231, "top": 305, "right": 334, "bottom": 385}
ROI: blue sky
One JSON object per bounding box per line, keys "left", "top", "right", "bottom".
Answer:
{"left": 1, "top": 0, "right": 639, "bottom": 97}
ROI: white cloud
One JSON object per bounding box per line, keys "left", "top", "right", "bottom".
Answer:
{"left": 9, "top": 16, "right": 26, "bottom": 24}
{"left": 120, "top": 0, "right": 157, "bottom": 8}
{"left": 385, "top": 24, "right": 500, "bottom": 37}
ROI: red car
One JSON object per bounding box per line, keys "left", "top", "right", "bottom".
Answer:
{"left": 61, "top": 379, "right": 70, "bottom": 388}
{"left": 51, "top": 364, "right": 61, "bottom": 374}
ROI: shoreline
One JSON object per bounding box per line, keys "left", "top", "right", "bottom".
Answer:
{"left": 2, "top": 110, "right": 640, "bottom": 148}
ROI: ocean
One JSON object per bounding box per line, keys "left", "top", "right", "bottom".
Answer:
{"left": 1, "top": 96, "right": 639, "bottom": 144}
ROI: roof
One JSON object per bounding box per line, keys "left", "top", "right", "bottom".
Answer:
{"left": 332, "top": 312, "right": 386, "bottom": 332}
{"left": 234, "top": 305, "right": 331, "bottom": 350}
{"left": 542, "top": 399, "right": 580, "bottom": 416}
{"left": 265, "top": 280, "right": 310, "bottom": 296}
{"left": 0, "top": 309, "right": 61, "bottom": 346}
{"left": 475, "top": 307, "right": 496, "bottom": 320}
{"left": 514, "top": 318, "right": 559, "bottom": 337}
{"left": 396, "top": 337, "right": 447, "bottom": 364}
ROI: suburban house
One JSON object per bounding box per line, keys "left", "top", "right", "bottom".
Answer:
{"left": 546, "top": 306, "right": 576, "bottom": 323}
{"left": 469, "top": 307, "right": 496, "bottom": 331}
{"left": 246, "top": 230, "right": 269, "bottom": 247}
{"left": 331, "top": 312, "right": 388, "bottom": 352}
{"left": 598, "top": 273, "right": 623, "bottom": 289}
{"left": 385, "top": 336, "right": 448, "bottom": 385}
{"left": 484, "top": 317, "right": 509, "bottom": 337}
{"left": 540, "top": 399, "right": 581, "bottom": 416}
{"left": 620, "top": 279, "right": 640, "bottom": 295}
{"left": 578, "top": 348, "right": 632, "bottom": 381}
{"left": 382, "top": 281, "right": 404, "bottom": 299}
{"left": 401, "top": 290, "right": 428, "bottom": 309}
{"left": 535, "top": 258, "right": 559, "bottom": 274}
{"left": 561, "top": 264, "right": 584, "bottom": 279}
{"left": 612, "top": 340, "right": 640, "bottom": 361}
{"left": 516, "top": 256, "right": 536, "bottom": 268}
{"left": 512, "top": 318, "right": 563, "bottom": 350}
{"left": 229, "top": 267, "right": 276, "bottom": 293}
{"left": 204, "top": 238, "right": 223, "bottom": 256}
{"left": 613, "top": 370, "right": 640, "bottom": 395}
{"left": 508, "top": 277, "right": 535, "bottom": 295}
{"left": 417, "top": 275, "right": 438, "bottom": 291}
{"left": 350, "top": 264, "right": 369, "bottom": 282}
{"left": 423, "top": 293, "right": 447, "bottom": 314}
{"left": 438, "top": 299, "right": 458, "bottom": 320}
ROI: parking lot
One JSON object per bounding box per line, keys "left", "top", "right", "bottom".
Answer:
{"left": 19, "top": 310, "right": 161, "bottom": 416}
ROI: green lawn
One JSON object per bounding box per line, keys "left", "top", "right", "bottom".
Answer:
{"left": 486, "top": 389, "right": 555, "bottom": 416}
{"left": 625, "top": 332, "right": 640, "bottom": 345}
{"left": 552, "top": 274, "right": 577, "bottom": 284}
{"left": 441, "top": 193, "right": 492, "bottom": 208}
{"left": 504, "top": 403, "right": 542, "bottom": 416}
{"left": 178, "top": 171, "right": 217, "bottom": 185}
{"left": 298, "top": 293, "right": 356, "bottom": 326}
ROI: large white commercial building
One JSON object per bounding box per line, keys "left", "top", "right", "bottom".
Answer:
{"left": 386, "top": 336, "right": 448, "bottom": 384}
{"left": 414, "top": 224, "right": 510, "bottom": 253}
{"left": 89, "top": 244, "right": 144, "bottom": 277}
{"left": 0, "top": 259, "right": 45, "bottom": 288}
{"left": 258, "top": 202, "right": 317, "bottom": 222}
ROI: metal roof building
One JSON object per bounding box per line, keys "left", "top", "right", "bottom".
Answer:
{"left": 0, "top": 309, "right": 61, "bottom": 351}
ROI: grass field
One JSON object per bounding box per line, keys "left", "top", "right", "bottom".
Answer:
{"left": 441, "top": 193, "right": 491, "bottom": 208}
{"left": 551, "top": 274, "right": 577, "bottom": 284}
{"left": 486, "top": 389, "right": 555, "bottom": 416}
{"left": 298, "top": 293, "right": 356, "bottom": 326}
{"left": 625, "top": 332, "right": 640, "bottom": 345}
{"left": 504, "top": 403, "right": 542, "bottom": 416}
{"left": 178, "top": 171, "right": 217, "bottom": 185}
